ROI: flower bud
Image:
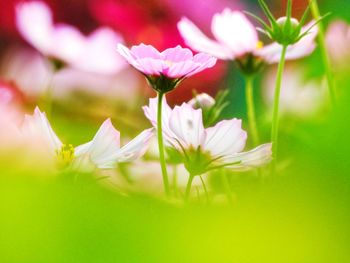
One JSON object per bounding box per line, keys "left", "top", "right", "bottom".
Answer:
{"left": 274, "top": 16, "right": 302, "bottom": 45}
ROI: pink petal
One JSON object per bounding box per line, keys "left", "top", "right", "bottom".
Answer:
{"left": 72, "top": 27, "right": 126, "bottom": 74}
{"left": 130, "top": 44, "right": 161, "bottom": 59}
{"left": 16, "top": 1, "right": 53, "bottom": 55}
{"left": 160, "top": 45, "right": 193, "bottom": 62}
{"left": 177, "top": 17, "right": 233, "bottom": 60}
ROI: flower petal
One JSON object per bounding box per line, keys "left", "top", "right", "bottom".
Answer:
{"left": 74, "top": 118, "right": 120, "bottom": 167}
{"left": 177, "top": 17, "right": 233, "bottom": 60}
{"left": 98, "top": 128, "right": 154, "bottom": 168}
{"left": 169, "top": 103, "right": 206, "bottom": 149}
{"left": 142, "top": 96, "right": 176, "bottom": 145}
{"left": 221, "top": 143, "right": 272, "bottom": 171}
{"left": 211, "top": 9, "right": 258, "bottom": 57}
{"left": 204, "top": 119, "right": 247, "bottom": 158}
{"left": 21, "top": 107, "right": 62, "bottom": 153}
{"left": 16, "top": 1, "right": 53, "bottom": 55}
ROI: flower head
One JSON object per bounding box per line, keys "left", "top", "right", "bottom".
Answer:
{"left": 117, "top": 43, "right": 216, "bottom": 93}
{"left": 16, "top": 1, "right": 126, "bottom": 74}
{"left": 21, "top": 107, "right": 154, "bottom": 169}
{"left": 177, "top": 8, "right": 318, "bottom": 74}
{"left": 143, "top": 97, "right": 272, "bottom": 175}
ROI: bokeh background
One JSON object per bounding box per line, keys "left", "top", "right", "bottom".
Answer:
{"left": 0, "top": 0, "right": 349, "bottom": 262}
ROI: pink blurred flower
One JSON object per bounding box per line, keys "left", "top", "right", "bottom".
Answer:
{"left": 178, "top": 9, "right": 318, "bottom": 65}
{"left": 16, "top": 1, "right": 126, "bottom": 74}
{"left": 326, "top": 20, "right": 350, "bottom": 68}
{"left": 21, "top": 107, "right": 154, "bottom": 169}
{"left": 143, "top": 96, "right": 271, "bottom": 173}
{"left": 0, "top": 80, "right": 25, "bottom": 107}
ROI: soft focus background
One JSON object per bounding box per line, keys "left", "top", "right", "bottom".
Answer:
{"left": 1, "top": 0, "right": 350, "bottom": 262}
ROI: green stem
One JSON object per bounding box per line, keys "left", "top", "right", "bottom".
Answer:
{"left": 309, "top": 0, "right": 336, "bottom": 105}
{"left": 221, "top": 169, "right": 233, "bottom": 205}
{"left": 157, "top": 92, "right": 170, "bottom": 197}
{"left": 199, "top": 175, "right": 210, "bottom": 204}
{"left": 270, "top": 45, "right": 288, "bottom": 175}
{"left": 245, "top": 76, "right": 259, "bottom": 145}
{"left": 184, "top": 173, "right": 195, "bottom": 202}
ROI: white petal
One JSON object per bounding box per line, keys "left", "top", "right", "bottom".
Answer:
{"left": 204, "top": 119, "right": 247, "bottom": 157}
{"left": 142, "top": 95, "right": 176, "bottom": 145}
{"left": 221, "top": 143, "right": 272, "bottom": 171}
{"left": 21, "top": 107, "right": 62, "bottom": 153}
{"left": 211, "top": 9, "right": 258, "bottom": 57}
{"left": 74, "top": 118, "right": 120, "bottom": 167}
{"left": 98, "top": 128, "right": 154, "bottom": 168}
{"left": 177, "top": 17, "right": 233, "bottom": 60}
{"left": 169, "top": 103, "right": 206, "bottom": 149}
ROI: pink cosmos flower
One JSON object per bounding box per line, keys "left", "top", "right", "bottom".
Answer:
{"left": 16, "top": 1, "right": 126, "bottom": 74}
{"left": 21, "top": 107, "right": 154, "bottom": 169}
{"left": 117, "top": 43, "right": 216, "bottom": 92}
{"left": 143, "top": 96, "right": 271, "bottom": 173}
{"left": 178, "top": 8, "right": 318, "bottom": 64}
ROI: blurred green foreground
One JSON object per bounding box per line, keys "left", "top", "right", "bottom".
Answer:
{"left": 0, "top": 85, "right": 349, "bottom": 263}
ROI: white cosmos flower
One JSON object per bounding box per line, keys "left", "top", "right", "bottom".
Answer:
{"left": 21, "top": 107, "right": 154, "bottom": 169}
{"left": 177, "top": 9, "right": 318, "bottom": 64}
{"left": 143, "top": 96, "right": 272, "bottom": 174}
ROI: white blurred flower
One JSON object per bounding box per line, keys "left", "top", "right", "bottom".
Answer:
{"left": 263, "top": 65, "right": 326, "bottom": 117}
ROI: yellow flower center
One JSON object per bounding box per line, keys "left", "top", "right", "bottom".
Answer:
{"left": 56, "top": 144, "right": 75, "bottom": 167}
{"left": 164, "top": 60, "right": 173, "bottom": 67}
{"left": 256, "top": 41, "right": 264, "bottom": 50}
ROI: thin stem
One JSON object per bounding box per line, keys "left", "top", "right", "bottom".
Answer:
{"left": 172, "top": 165, "right": 178, "bottom": 197}
{"left": 270, "top": 45, "right": 288, "bottom": 175}
{"left": 184, "top": 173, "right": 195, "bottom": 202}
{"left": 309, "top": 0, "right": 336, "bottom": 105}
{"left": 199, "top": 175, "right": 210, "bottom": 204}
{"left": 221, "top": 169, "right": 233, "bottom": 205}
{"left": 245, "top": 76, "right": 259, "bottom": 145}
{"left": 157, "top": 92, "right": 170, "bottom": 197}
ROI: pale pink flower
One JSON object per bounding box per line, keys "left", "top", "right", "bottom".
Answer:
{"left": 16, "top": 1, "right": 126, "bottom": 74}
{"left": 326, "top": 20, "right": 350, "bottom": 68}
{"left": 117, "top": 44, "right": 216, "bottom": 79}
{"left": 143, "top": 97, "right": 271, "bottom": 173}
{"left": 21, "top": 107, "right": 154, "bottom": 169}
{"left": 178, "top": 9, "right": 318, "bottom": 64}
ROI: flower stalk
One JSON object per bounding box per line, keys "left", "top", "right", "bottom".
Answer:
{"left": 245, "top": 76, "right": 259, "bottom": 145}
{"left": 270, "top": 45, "right": 288, "bottom": 174}
{"left": 185, "top": 173, "right": 195, "bottom": 202}
{"left": 157, "top": 92, "right": 170, "bottom": 196}
{"left": 309, "top": 0, "right": 337, "bottom": 105}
